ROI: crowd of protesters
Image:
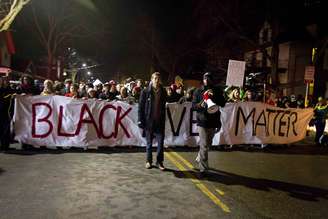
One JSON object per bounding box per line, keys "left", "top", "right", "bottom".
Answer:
{"left": 1, "top": 74, "right": 328, "bottom": 149}
{"left": 0, "top": 74, "right": 319, "bottom": 107}
{"left": 224, "top": 86, "right": 307, "bottom": 108}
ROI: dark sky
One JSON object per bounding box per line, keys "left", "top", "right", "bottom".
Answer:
{"left": 13, "top": 0, "right": 194, "bottom": 81}
{"left": 11, "top": 0, "right": 326, "bottom": 82}
{"left": 86, "top": 0, "right": 194, "bottom": 79}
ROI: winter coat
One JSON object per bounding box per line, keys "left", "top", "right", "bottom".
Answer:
{"left": 192, "top": 85, "right": 226, "bottom": 128}
{"left": 138, "top": 84, "right": 167, "bottom": 132}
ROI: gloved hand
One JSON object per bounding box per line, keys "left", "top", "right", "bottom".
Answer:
{"left": 203, "top": 89, "right": 213, "bottom": 101}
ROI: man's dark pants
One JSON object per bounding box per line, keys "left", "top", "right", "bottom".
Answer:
{"left": 145, "top": 130, "right": 164, "bottom": 165}
{"left": 315, "top": 120, "right": 326, "bottom": 144}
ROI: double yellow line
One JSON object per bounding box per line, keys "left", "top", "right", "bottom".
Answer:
{"left": 165, "top": 149, "right": 231, "bottom": 213}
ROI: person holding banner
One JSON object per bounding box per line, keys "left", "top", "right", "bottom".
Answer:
{"left": 0, "top": 77, "right": 14, "bottom": 150}
{"left": 192, "top": 72, "right": 226, "bottom": 176}
{"left": 40, "top": 80, "right": 55, "bottom": 96}
{"left": 314, "top": 97, "right": 328, "bottom": 145}
{"left": 138, "top": 72, "right": 167, "bottom": 170}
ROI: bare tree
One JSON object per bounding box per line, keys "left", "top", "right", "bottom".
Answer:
{"left": 22, "top": 0, "right": 107, "bottom": 79}
{"left": 0, "top": 0, "right": 31, "bottom": 31}
{"left": 137, "top": 14, "right": 203, "bottom": 82}
{"left": 192, "top": 0, "right": 283, "bottom": 84}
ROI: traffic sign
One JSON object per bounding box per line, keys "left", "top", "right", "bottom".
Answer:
{"left": 304, "top": 66, "right": 315, "bottom": 83}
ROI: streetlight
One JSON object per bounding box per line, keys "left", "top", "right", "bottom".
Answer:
{"left": 87, "top": 71, "right": 91, "bottom": 75}
{"left": 82, "top": 63, "right": 87, "bottom": 67}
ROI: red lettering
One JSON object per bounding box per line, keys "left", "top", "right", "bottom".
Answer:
{"left": 98, "top": 104, "right": 116, "bottom": 139}
{"left": 75, "top": 103, "right": 100, "bottom": 137}
{"left": 114, "top": 106, "right": 132, "bottom": 138}
{"left": 31, "top": 102, "right": 132, "bottom": 140}
{"left": 32, "top": 103, "right": 53, "bottom": 138}
{"left": 57, "top": 105, "right": 75, "bottom": 137}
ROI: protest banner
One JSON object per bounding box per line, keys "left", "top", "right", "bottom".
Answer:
{"left": 14, "top": 96, "right": 313, "bottom": 147}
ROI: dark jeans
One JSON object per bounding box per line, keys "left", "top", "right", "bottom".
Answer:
{"left": 145, "top": 130, "right": 164, "bottom": 164}
{"left": 315, "top": 120, "right": 326, "bottom": 144}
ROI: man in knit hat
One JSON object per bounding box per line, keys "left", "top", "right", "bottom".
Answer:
{"left": 192, "top": 72, "right": 226, "bottom": 176}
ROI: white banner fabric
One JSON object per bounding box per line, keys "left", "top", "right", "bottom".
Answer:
{"left": 14, "top": 95, "right": 146, "bottom": 147}
{"left": 217, "top": 102, "right": 314, "bottom": 144}
{"left": 14, "top": 96, "right": 313, "bottom": 147}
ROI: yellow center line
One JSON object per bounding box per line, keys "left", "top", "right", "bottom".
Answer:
{"left": 169, "top": 150, "right": 194, "bottom": 169}
{"left": 165, "top": 152, "right": 231, "bottom": 213}
{"left": 215, "top": 188, "right": 225, "bottom": 196}
{"left": 168, "top": 149, "right": 226, "bottom": 196}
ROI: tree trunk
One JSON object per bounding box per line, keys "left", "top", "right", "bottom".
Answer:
{"left": 313, "top": 38, "right": 328, "bottom": 98}
{"left": 270, "top": 19, "right": 280, "bottom": 87}
{"left": 167, "top": 61, "right": 177, "bottom": 84}
{"left": 47, "top": 50, "right": 53, "bottom": 80}
{"left": 271, "top": 41, "right": 279, "bottom": 86}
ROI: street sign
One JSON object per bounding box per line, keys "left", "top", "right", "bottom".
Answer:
{"left": 304, "top": 66, "right": 315, "bottom": 107}
{"left": 304, "top": 66, "right": 315, "bottom": 83}
{"left": 226, "top": 60, "right": 246, "bottom": 87}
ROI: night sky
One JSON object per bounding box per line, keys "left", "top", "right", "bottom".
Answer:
{"left": 11, "top": 0, "right": 326, "bottom": 82}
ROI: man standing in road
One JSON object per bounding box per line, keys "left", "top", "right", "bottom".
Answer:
{"left": 138, "top": 72, "right": 167, "bottom": 170}
{"left": 192, "top": 72, "right": 226, "bottom": 176}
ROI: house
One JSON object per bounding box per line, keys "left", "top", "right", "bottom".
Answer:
{"left": 0, "top": 31, "right": 15, "bottom": 76}
{"left": 244, "top": 21, "right": 316, "bottom": 96}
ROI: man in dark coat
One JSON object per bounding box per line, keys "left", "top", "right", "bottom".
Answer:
{"left": 192, "top": 72, "right": 226, "bottom": 175}
{"left": 138, "top": 72, "right": 167, "bottom": 170}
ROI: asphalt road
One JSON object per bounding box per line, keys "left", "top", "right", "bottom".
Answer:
{"left": 0, "top": 143, "right": 327, "bottom": 219}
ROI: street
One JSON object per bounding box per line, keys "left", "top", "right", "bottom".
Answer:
{"left": 0, "top": 141, "right": 327, "bottom": 218}
{"left": 1, "top": 1, "right": 328, "bottom": 218}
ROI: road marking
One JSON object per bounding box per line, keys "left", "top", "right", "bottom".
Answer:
{"left": 169, "top": 150, "right": 194, "bottom": 169}
{"left": 215, "top": 188, "right": 225, "bottom": 196}
{"left": 167, "top": 148, "right": 227, "bottom": 196}
{"left": 168, "top": 149, "right": 226, "bottom": 195}
{"left": 165, "top": 152, "right": 231, "bottom": 213}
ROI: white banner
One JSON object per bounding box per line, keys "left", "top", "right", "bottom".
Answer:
{"left": 217, "top": 102, "right": 314, "bottom": 144}
{"left": 14, "top": 96, "right": 313, "bottom": 148}
{"left": 14, "top": 95, "right": 146, "bottom": 148}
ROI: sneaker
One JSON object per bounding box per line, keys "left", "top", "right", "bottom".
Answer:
{"left": 195, "top": 154, "right": 200, "bottom": 163}
{"left": 157, "top": 162, "right": 165, "bottom": 171}
{"left": 145, "top": 162, "right": 152, "bottom": 169}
